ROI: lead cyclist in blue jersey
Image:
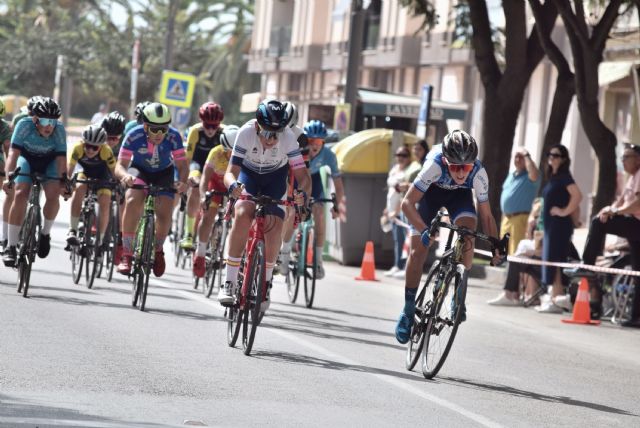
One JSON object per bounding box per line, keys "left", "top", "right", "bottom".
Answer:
{"left": 2, "top": 97, "right": 68, "bottom": 267}
{"left": 395, "top": 130, "right": 502, "bottom": 343}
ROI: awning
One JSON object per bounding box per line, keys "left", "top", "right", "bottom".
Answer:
{"left": 358, "top": 89, "right": 468, "bottom": 121}
{"left": 599, "top": 61, "right": 636, "bottom": 86}
{"left": 240, "top": 92, "right": 262, "bottom": 113}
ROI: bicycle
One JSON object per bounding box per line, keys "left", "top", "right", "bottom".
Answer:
{"left": 171, "top": 193, "right": 187, "bottom": 268}
{"left": 5, "top": 168, "right": 70, "bottom": 297}
{"left": 225, "top": 194, "right": 297, "bottom": 355}
{"left": 128, "top": 183, "right": 177, "bottom": 311}
{"left": 286, "top": 193, "right": 336, "bottom": 308}
{"left": 405, "top": 210, "right": 508, "bottom": 379}
{"left": 101, "top": 183, "right": 124, "bottom": 282}
{"left": 198, "top": 190, "right": 230, "bottom": 298}
{"left": 67, "top": 177, "right": 117, "bottom": 289}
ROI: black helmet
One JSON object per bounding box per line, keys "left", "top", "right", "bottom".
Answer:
{"left": 82, "top": 125, "right": 108, "bottom": 145}
{"left": 134, "top": 101, "right": 151, "bottom": 123}
{"left": 255, "top": 99, "right": 289, "bottom": 132}
{"left": 32, "top": 97, "right": 61, "bottom": 119}
{"left": 27, "top": 95, "right": 44, "bottom": 115}
{"left": 101, "top": 111, "right": 126, "bottom": 136}
{"left": 442, "top": 130, "right": 478, "bottom": 164}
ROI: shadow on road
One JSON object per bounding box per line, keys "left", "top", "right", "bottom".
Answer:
{"left": 438, "top": 376, "right": 638, "bottom": 417}
{"left": 295, "top": 305, "right": 397, "bottom": 323}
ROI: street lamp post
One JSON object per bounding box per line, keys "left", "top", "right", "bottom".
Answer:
{"left": 344, "top": 0, "right": 365, "bottom": 131}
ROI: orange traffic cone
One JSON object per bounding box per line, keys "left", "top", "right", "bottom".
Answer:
{"left": 355, "top": 241, "right": 378, "bottom": 281}
{"left": 562, "top": 278, "right": 601, "bottom": 325}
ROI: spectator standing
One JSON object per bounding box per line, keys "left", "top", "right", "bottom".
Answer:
{"left": 90, "top": 103, "right": 108, "bottom": 125}
{"left": 570, "top": 144, "right": 640, "bottom": 327}
{"left": 500, "top": 148, "right": 540, "bottom": 255}
{"left": 535, "top": 144, "right": 582, "bottom": 313}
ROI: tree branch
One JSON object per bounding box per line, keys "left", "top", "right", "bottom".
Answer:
{"left": 573, "top": 0, "right": 589, "bottom": 36}
{"left": 467, "top": 0, "right": 501, "bottom": 89}
{"left": 529, "top": 0, "right": 571, "bottom": 77}
{"left": 552, "top": 0, "right": 590, "bottom": 50}
{"left": 592, "top": 0, "right": 624, "bottom": 54}
{"left": 503, "top": 0, "right": 527, "bottom": 71}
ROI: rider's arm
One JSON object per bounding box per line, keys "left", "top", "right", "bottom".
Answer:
{"left": 402, "top": 185, "right": 427, "bottom": 232}
{"left": 556, "top": 183, "right": 582, "bottom": 217}
{"left": 54, "top": 126, "right": 67, "bottom": 179}
{"left": 327, "top": 150, "right": 345, "bottom": 205}
{"left": 4, "top": 146, "right": 20, "bottom": 177}
{"left": 293, "top": 166, "right": 311, "bottom": 196}
{"left": 477, "top": 201, "right": 499, "bottom": 239}
{"left": 200, "top": 163, "right": 214, "bottom": 197}
{"left": 224, "top": 163, "right": 241, "bottom": 189}
{"left": 101, "top": 145, "right": 117, "bottom": 176}
{"left": 184, "top": 126, "right": 199, "bottom": 163}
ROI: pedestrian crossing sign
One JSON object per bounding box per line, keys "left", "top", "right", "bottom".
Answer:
{"left": 159, "top": 70, "right": 196, "bottom": 108}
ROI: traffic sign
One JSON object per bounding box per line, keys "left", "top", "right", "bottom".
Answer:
{"left": 159, "top": 70, "right": 196, "bottom": 108}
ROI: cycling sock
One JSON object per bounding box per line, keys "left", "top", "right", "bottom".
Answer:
{"left": 70, "top": 216, "right": 79, "bottom": 231}
{"left": 225, "top": 256, "right": 241, "bottom": 285}
{"left": 185, "top": 215, "right": 195, "bottom": 237}
{"left": 42, "top": 219, "right": 54, "bottom": 235}
{"left": 266, "top": 262, "right": 275, "bottom": 282}
{"left": 122, "top": 232, "right": 135, "bottom": 256}
{"left": 2, "top": 220, "right": 7, "bottom": 241}
{"left": 8, "top": 224, "right": 20, "bottom": 247}
{"left": 196, "top": 241, "right": 207, "bottom": 257}
{"left": 155, "top": 236, "right": 166, "bottom": 252}
{"left": 316, "top": 247, "right": 323, "bottom": 265}
{"left": 404, "top": 287, "right": 418, "bottom": 317}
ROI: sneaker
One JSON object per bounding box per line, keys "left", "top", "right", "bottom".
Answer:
{"left": 534, "top": 301, "right": 563, "bottom": 314}
{"left": 37, "top": 234, "right": 51, "bottom": 258}
{"left": 451, "top": 297, "right": 467, "bottom": 323}
{"left": 153, "top": 250, "right": 166, "bottom": 277}
{"left": 193, "top": 255, "right": 205, "bottom": 278}
{"left": 487, "top": 292, "right": 520, "bottom": 306}
{"left": 180, "top": 235, "right": 194, "bottom": 251}
{"left": 552, "top": 294, "right": 572, "bottom": 311}
{"left": 392, "top": 269, "right": 406, "bottom": 279}
{"left": 384, "top": 266, "right": 400, "bottom": 277}
{"left": 218, "top": 281, "right": 234, "bottom": 306}
{"left": 2, "top": 245, "right": 17, "bottom": 267}
{"left": 66, "top": 230, "right": 79, "bottom": 246}
{"left": 395, "top": 312, "right": 413, "bottom": 344}
{"left": 117, "top": 255, "right": 132, "bottom": 275}
{"left": 316, "top": 264, "right": 325, "bottom": 280}
{"left": 260, "top": 280, "right": 272, "bottom": 312}
{"left": 279, "top": 251, "right": 290, "bottom": 276}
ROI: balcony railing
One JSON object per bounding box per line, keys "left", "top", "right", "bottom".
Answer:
{"left": 364, "top": 15, "right": 380, "bottom": 50}
{"left": 268, "top": 25, "right": 292, "bottom": 57}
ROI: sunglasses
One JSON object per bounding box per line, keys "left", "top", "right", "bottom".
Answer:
{"left": 147, "top": 125, "right": 168, "bottom": 136}
{"left": 547, "top": 152, "right": 563, "bottom": 159}
{"left": 203, "top": 122, "right": 220, "bottom": 130}
{"left": 257, "top": 129, "right": 279, "bottom": 140}
{"left": 308, "top": 138, "right": 324, "bottom": 146}
{"left": 107, "top": 135, "right": 120, "bottom": 142}
{"left": 37, "top": 118, "right": 57, "bottom": 127}
{"left": 447, "top": 163, "right": 474, "bottom": 173}
{"left": 395, "top": 153, "right": 410, "bottom": 158}
{"left": 85, "top": 144, "right": 100, "bottom": 152}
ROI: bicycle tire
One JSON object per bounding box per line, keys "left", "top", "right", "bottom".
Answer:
{"left": 17, "top": 255, "right": 33, "bottom": 298}
{"left": 106, "top": 199, "right": 120, "bottom": 282}
{"left": 421, "top": 264, "right": 467, "bottom": 379}
{"left": 286, "top": 255, "right": 299, "bottom": 303}
{"left": 85, "top": 211, "right": 98, "bottom": 289}
{"left": 204, "top": 221, "right": 223, "bottom": 298}
{"left": 243, "top": 240, "right": 266, "bottom": 355}
{"left": 139, "top": 216, "right": 155, "bottom": 312}
{"left": 16, "top": 206, "right": 36, "bottom": 295}
{"left": 406, "top": 261, "right": 440, "bottom": 371}
{"left": 303, "top": 226, "right": 317, "bottom": 308}
{"left": 174, "top": 208, "right": 185, "bottom": 267}
{"left": 227, "top": 261, "right": 245, "bottom": 347}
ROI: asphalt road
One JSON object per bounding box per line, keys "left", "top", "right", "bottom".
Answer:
{"left": 1, "top": 218, "right": 639, "bottom": 427}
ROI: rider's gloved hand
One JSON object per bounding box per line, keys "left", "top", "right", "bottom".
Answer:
{"left": 228, "top": 181, "right": 243, "bottom": 199}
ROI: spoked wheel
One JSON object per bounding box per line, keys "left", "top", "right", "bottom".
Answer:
{"left": 303, "top": 228, "right": 316, "bottom": 308}
{"left": 84, "top": 212, "right": 98, "bottom": 289}
{"left": 421, "top": 266, "right": 466, "bottom": 379}
{"left": 105, "top": 200, "right": 119, "bottom": 282}
{"left": 243, "top": 241, "right": 266, "bottom": 356}
{"left": 71, "top": 243, "right": 84, "bottom": 285}
{"left": 131, "top": 268, "right": 141, "bottom": 307}
{"left": 406, "top": 261, "right": 440, "bottom": 371}
{"left": 611, "top": 271, "right": 634, "bottom": 324}
{"left": 138, "top": 267, "right": 151, "bottom": 312}
{"left": 286, "top": 255, "right": 299, "bottom": 303}
{"left": 138, "top": 219, "right": 155, "bottom": 312}
{"left": 16, "top": 255, "right": 33, "bottom": 298}
{"left": 204, "top": 222, "right": 223, "bottom": 298}
{"left": 106, "top": 238, "right": 116, "bottom": 282}
{"left": 227, "top": 270, "right": 244, "bottom": 347}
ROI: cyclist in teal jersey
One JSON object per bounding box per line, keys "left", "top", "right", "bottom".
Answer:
{"left": 123, "top": 101, "right": 151, "bottom": 138}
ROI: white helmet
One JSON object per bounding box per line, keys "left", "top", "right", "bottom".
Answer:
{"left": 82, "top": 125, "right": 107, "bottom": 145}
{"left": 220, "top": 125, "right": 240, "bottom": 150}
{"left": 284, "top": 102, "right": 298, "bottom": 128}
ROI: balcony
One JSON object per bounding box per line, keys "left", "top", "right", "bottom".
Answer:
{"left": 247, "top": 25, "right": 292, "bottom": 74}
{"left": 268, "top": 25, "right": 292, "bottom": 57}
{"left": 419, "top": 31, "right": 474, "bottom": 65}
{"left": 363, "top": 35, "right": 422, "bottom": 68}
{"left": 280, "top": 44, "right": 323, "bottom": 72}
{"left": 322, "top": 41, "right": 348, "bottom": 71}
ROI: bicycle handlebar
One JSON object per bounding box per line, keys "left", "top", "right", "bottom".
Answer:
{"left": 311, "top": 192, "right": 337, "bottom": 213}
{"left": 6, "top": 167, "right": 66, "bottom": 185}
{"left": 129, "top": 183, "right": 178, "bottom": 194}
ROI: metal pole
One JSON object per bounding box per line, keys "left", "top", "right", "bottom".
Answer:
{"left": 130, "top": 39, "right": 140, "bottom": 119}
{"left": 344, "top": 0, "right": 364, "bottom": 131}
{"left": 164, "top": 0, "right": 178, "bottom": 71}
{"left": 52, "top": 54, "right": 65, "bottom": 102}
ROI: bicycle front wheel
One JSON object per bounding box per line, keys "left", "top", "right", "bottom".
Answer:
{"left": 243, "top": 240, "right": 266, "bottom": 355}
{"left": 406, "top": 260, "right": 440, "bottom": 371}
{"left": 204, "top": 221, "right": 223, "bottom": 298}
{"left": 138, "top": 217, "right": 155, "bottom": 312}
{"left": 17, "top": 255, "right": 33, "bottom": 298}
{"left": 84, "top": 211, "right": 98, "bottom": 289}
{"left": 303, "top": 226, "right": 317, "bottom": 308}
{"left": 286, "top": 253, "right": 299, "bottom": 303}
{"left": 421, "top": 265, "right": 467, "bottom": 379}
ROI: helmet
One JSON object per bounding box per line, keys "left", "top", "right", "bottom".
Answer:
{"left": 142, "top": 102, "right": 171, "bottom": 125}
{"left": 134, "top": 101, "right": 151, "bottom": 122}
{"left": 255, "top": 99, "right": 289, "bottom": 132}
{"left": 199, "top": 102, "right": 224, "bottom": 125}
{"left": 220, "top": 125, "right": 240, "bottom": 150}
{"left": 0, "top": 99, "right": 5, "bottom": 117}
{"left": 27, "top": 96, "right": 44, "bottom": 115}
{"left": 82, "top": 124, "right": 108, "bottom": 145}
{"left": 32, "top": 97, "right": 62, "bottom": 119}
{"left": 284, "top": 102, "right": 298, "bottom": 128}
{"left": 442, "top": 130, "right": 478, "bottom": 164}
{"left": 101, "top": 111, "right": 126, "bottom": 136}
{"left": 304, "top": 120, "right": 327, "bottom": 139}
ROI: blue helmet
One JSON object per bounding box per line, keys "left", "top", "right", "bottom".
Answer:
{"left": 256, "top": 99, "right": 289, "bottom": 132}
{"left": 304, "top": 120, "right": 327, "bottom": 139}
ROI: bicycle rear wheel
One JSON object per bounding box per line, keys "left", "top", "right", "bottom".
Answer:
{"left": 406, "top": 261, "right": 440, "bottom": 371}
{"left": 139, "top": 217, "right": 155, "bottom": 312}
{"left": 286, "top": 252, "right": 299, "bottom": 303}
{"left": 204, "top": 221, "right": 223, "bottom": 298}
{"left": 421, "top": 265, "right": 467, "bottom": 379}
{"left": 85, "top": 211, "right": 99, "bottom": 289}
{"left": 227, "top": 262, "right": 245, "bottom": 347}
{"left": 243, "top": 240, "right": 266, "bottom": 355}
{"left": 16, "top": 208, "right": 37, "bottom": 296}
{"left": 303, "top": 226, "right": 317, "bottom": 308}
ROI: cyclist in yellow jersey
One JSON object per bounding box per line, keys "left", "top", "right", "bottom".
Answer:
{"left": 66, "top": 125, "right": 116, "bottom": 250}
{"left": 192, "top": 125, "right": 239, "bottom": 277}
{"left": 181, "top": 102, "right": 225, "bottom": 251}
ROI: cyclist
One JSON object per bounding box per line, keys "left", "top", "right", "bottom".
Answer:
{"left": 0, "top": 99, "right": 12, "bottom": 252}
{"left": 101, "top": 111, "right": 127, "bottom": 157}
{"left": 2, "top": 97, "right": 68, "bottom": 267}
{"left": 192, "top": 125, "right": 239, "bottom": 278}
{"left": 114, "top": 102, "right": 188, "bottom": 277}
{"left": 181, "top": 102, "right": 225, "bottom": 251}
{"left": 217, "top": 99, "right": 310, "bottom": 309}
{"left": 297, "top": 119, "right": 344, "bottom": 279}
{"left": 395, "top": 130, "right": 502, "bottom": 344}
{"left": 66, "top": 125, "right": 117, "bottom": 252}
{"left": 123, "top": 101, "right": 151, "bottom": 137}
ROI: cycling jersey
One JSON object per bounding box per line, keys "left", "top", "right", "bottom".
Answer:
{"left": 186, "top": 123, "right": 223, "bottom": 168}
{"left": 11, "top": 113, "right": 28, "bottom": 130}
{"left": 69, "top": 142, "right": 116, "bottom": 177}
{"left": 10, "top": 118, "right": 66, "bottom": 159}
{"left": 118, "top": 125, "right": 186, "bottom": 173}
{"left": 0, "top": 119, "right": 11, "bottom": 144}
{"left": 231, "top": 120, "right": 305, "bottom": 174}
{"left": 413, "top": 150, "right": 489, "bottom": 203}
{"left": 204, "top": 145, "right": 229, "bottom": 205}
{"left": 309, "top": 145, "right": 340, "bottom": 177}
{"left": 123, "top": 120, "right": 139, "bottom": 137}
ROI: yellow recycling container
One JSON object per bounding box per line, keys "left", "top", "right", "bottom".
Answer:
{"left": 0, "top": 94, "right": 28, "bottom": 118}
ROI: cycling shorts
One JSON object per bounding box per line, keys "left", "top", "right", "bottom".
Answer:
{"left": 77, "top": 167, "right": 113, "bottom": 197}
{"left": 129, "top": 164, "right": 176, "bottom": 199}
{"left": 188, "top": 160, "right": 205, "bottom": 179}
{"left": 238, "top": 164, "right": 289, "bottom": 219}
{"left": 15, "top": 154, "right": 58, "bottom": 185}
{"left": 311, "top": 172, "right": 324, "bottom": 200}
{"left": 207, "top": 173, "right": 227, "bottom": 206}
{"left": 409, "top": 185, "right": 477, "bottom": 236}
